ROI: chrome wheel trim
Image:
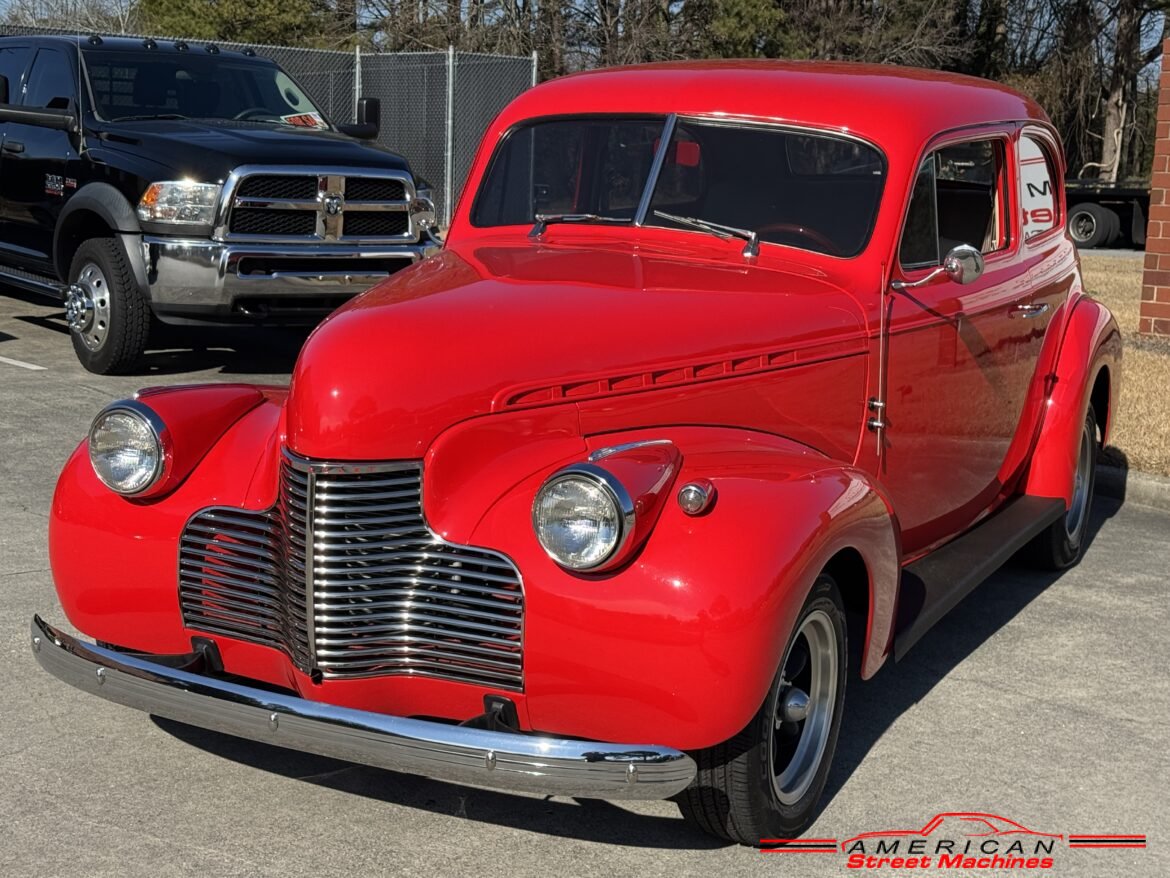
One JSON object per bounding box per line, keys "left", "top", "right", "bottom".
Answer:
{"left": 70, "top": 263, "right": 111, "bottom": 352}
{"left": 1065, "top": 418, "right": 1094, "bottom": 543}
{"left": 1069, "top": 211, "right": 1096, "bottom": 244}
{"left": 769, "top": 608, "right": 838, "bottom": 806}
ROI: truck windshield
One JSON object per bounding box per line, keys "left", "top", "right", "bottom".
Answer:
{"left": 471, "top": 115, "right": 886, "bottom": 257}
{"left": 82, "top": 48, "right": 329, "bottom": 129}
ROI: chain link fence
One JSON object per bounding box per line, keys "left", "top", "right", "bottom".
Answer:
{"left": 0, "top": 25, "right": 535, "bottom": 222}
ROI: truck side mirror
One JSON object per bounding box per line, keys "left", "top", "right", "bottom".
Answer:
{"left": 357, "top": 97, "right": 380, "bottom": 135}
{"left": 0, "top": 75, "right": 8, "bottom": 105}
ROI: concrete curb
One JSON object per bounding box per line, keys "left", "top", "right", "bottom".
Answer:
{"left": 1095, "top": 464, "right": 1170, "bottom": 512}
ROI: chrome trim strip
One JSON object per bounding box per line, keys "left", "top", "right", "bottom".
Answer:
{"left": 31, "top": 616, "right": 696, "bottom": 800}
{"left": 303, "top": 466, "right": 318, "bottom": 668}
{"left": 589, "top": 439, "right": 675, "bottom": 462}
{"left": 634, "top": 114, "right": 677, "bottom": 227}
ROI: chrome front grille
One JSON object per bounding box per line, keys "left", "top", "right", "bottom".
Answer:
{"left": 222, "top": 167, "right": 418, "bottom": 243}
{"left": 179, "top": 453, "right": 525, "bottom": 689}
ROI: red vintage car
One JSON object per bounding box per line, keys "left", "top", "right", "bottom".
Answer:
{"left": 33, "top": 61, "right": 1120, "bottom": 845}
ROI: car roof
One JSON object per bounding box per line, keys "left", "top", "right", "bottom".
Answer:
{"left": 0, "top": 34, "right": 273, "bottom": 63}
{"left": 498, "top": 60, "right": 1052, "bottom": 153}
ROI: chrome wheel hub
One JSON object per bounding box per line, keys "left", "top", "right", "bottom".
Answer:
{"left": 770, "top": 609, "right": 837, "bottom": 805}
{"left": 1070, "top": 212, "right": 1095, "bottom": 243}
{"left": 69, "top": 263, "right": 111, "bottom": 351}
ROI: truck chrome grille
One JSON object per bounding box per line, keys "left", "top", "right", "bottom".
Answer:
{"left": 179, "top": 453, "right": 525, "bottom": 689}
{"left": 223, "top": 168, "right": 417, "bottom": 243}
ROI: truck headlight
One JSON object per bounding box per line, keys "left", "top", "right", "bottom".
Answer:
{"left": 137, "top": 181, "right": 221, "bottom": 225}
{"left": 532, "top": 464, "right": 634, "bottom": 570}
{"left": 88, "top": 401, "right": 169, "bottom": 495}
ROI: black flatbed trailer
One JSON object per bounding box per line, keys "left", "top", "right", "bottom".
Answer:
{"left": 1064, "top": 179, "right": 1149, "bottom": 249}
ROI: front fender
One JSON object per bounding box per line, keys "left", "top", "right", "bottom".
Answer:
{"left": 49, "top": 394, "right": 285, "bottom": 658}
{"left": 464, "top": 425, "right": 900, "bottom": 750}
{"left": 1023, "top": 295, "right": 1121, "bottom": 502}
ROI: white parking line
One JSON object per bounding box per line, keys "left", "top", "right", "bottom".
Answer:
{"left": 0, "top": 355, "right": 47, "bottom": 371}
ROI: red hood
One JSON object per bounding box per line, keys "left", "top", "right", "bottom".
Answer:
{"left": 286, "top": 239, "right": 866, "bottom": 459}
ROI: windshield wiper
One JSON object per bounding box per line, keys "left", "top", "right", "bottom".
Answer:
{"left": 112, "top": 113, "right": 190, "bottom": 122}
{"left": 529, "top": 213, "right": 632, "bottom": 238}
{"left": 653, "top": 210, "right": 759, "bottom": 258}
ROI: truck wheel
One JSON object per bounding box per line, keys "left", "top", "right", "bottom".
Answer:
{"left": 1025, "top": 406, "right": 1098, "bottom": 570}
{"left": 677, "top": 574, "right": 847, "bottom": 845}
{"left": 65, "top": 238, "right": 151, "bottom": 374}
{"left": 1067, "top": 204, "right": 1118, "bottom": 249}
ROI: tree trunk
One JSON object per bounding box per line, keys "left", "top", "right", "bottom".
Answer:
{"left": 1099, "top": 0, "right": 1141, "bottom": 182}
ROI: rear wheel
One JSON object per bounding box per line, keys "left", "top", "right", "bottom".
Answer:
{"left": 66, "top": 238, "right": 151, "bottom": 374}
{"left": 1067, "top": 204, "right": 1119, "bottom": 249}
{"left": 678, "top": 574, "right": 847, "bottom": 845}
{"left": 1027, "top": 406, "right": 1098, "bottom": 570}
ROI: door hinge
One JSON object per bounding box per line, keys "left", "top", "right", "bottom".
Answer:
{"left": 867, "top": 397, "right": 887, "bottom": 432}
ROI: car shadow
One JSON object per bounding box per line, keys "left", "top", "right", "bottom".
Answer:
{"left": 152, "top": 716, "right": 728, "bottom": 850}
{"left": 150, "top": 496, "right": 1121, "bottom": 849}
{"left": 10, "top": 308, "right": 307, "bottom": 375}
{"left": 819, "top": 494, "right": 1122, "bottom": 812}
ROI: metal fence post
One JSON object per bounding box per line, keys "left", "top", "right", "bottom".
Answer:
{"left": 445, "top": 45, "right": 455, "bottom": 227}
{"left": 354, "top": 44, "right": 361, "bottom": 120}
{"left": 532, "top": 50, "right": 538, "bottom": 87}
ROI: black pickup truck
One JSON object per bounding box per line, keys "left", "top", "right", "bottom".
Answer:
{"left": 0, "top": 34, "right": 440, "bottom": 373}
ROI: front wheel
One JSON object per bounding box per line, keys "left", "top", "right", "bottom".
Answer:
{"left": 678, "top": 574, "right": 847, "bottom": 845}
{"left": 66, "top": 238, "right": 151, "bottom": 374}
{"left": 1026, "top": 405, "right": 1098, "bottom": 570}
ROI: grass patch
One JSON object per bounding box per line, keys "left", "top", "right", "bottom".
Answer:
{"left": 1079, "top": 252, "right": 1170, "bottom": 477}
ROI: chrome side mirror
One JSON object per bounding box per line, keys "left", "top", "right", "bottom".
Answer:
{"left": 942, "top": 244, "right": 984, "bottom": 285}
{"left": 891, "top": 243, "right": 985, "bottom": 291}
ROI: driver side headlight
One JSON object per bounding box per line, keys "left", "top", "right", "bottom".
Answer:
{"left": 137, "top": 181, "right": 221, "bottom": 225}
{"left": 88, "top": 401, "right": 170, "bottom": 496}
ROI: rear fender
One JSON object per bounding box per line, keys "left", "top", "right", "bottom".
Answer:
{"left": 1023, "top": 295, "right": 1121, "bottom": 502}
{"left": 462, "top": 425, "right": 901, "bottom": 749}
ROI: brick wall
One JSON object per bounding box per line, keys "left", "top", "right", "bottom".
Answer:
{"left": 1141, "top": 37, "right": 1170, "bottom": 336}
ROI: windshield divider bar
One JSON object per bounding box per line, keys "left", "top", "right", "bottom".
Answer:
{"left": 634, "top": 114, "right": 677, "bottom": 227}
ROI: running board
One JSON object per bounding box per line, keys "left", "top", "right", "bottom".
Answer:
{"left": 0, "top": 264, "right": 66, "bottom": 298}
{"left": 894, "top": 496, "right": 1065, "bottom": 661}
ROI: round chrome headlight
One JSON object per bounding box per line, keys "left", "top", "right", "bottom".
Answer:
{"left": 88, "top": 401, "right": 167, "bottom": 495}
{"left": 532, "top": 464, "right": 634, "bottom": 570}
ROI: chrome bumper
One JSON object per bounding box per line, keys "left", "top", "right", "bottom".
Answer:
{"left": 142, "top": 234, "right": 441, "bottom": 315}
{"left": 30, "top": 617, "right": 696, "bottom": 800}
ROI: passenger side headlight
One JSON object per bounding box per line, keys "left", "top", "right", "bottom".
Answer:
{"left": 532, "top": 464, "right": 635, "bottom": 571}
{"left": 88, "top": 401, "right": 170, "bottom": 496}
{"left": 137, "top": 181, "right": 221, "bottom": 225}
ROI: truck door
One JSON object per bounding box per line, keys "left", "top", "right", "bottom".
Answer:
{"left": 0, "top": 43, "right": 34, "bottom": 261}
{"left": 0, "top": 45, "right": 82, "bottom": 274}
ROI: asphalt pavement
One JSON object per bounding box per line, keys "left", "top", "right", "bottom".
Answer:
{"left": 1, "top": 288, "right": 1167, "bottom": 877}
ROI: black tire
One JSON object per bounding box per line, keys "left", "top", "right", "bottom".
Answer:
{"left": 1026, "top": 406, "right": 1098, "bottom": 570}
{"left": 1067, "top": 204, "right": 1119, "bottom": 249}
{"left": 678, "top": 574, "right": 847, "bottom": 845}
{"left": 66, "top": 238, "right": 151, "bottom": 374}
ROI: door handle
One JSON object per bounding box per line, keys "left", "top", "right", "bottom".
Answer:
{"left": 2, "top": 140, "right": 25, "bottom": 153}
{"left": 1009, "top": 302, "right": 1049, "bottom": 319}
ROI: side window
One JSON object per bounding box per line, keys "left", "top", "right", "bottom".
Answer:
{"left": 899, "top": 138, "right": 1009, "bottom": 269}
{"left": 0, "top": 46, "right": 32, "bottom": 103}
{"left": 23, "top": 48, "right": 75, "bottom": 110}
{"left": 1020, "top": 135, "right": 1059, "bottom": 238}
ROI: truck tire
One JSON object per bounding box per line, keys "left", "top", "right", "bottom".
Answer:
{"left": 677, "top": 574, "right": 847, "bottom": 845}
{"left": 1067, "top": 204, "right": 1119, "bottom": 249}
{"left": 65, "top": 238, "right": 151, "bottom": 374}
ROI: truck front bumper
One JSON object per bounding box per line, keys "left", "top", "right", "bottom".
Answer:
{"left": 142, "top": 235, "right": 440, "bottom": 323}
{"left": 30, "top": 616, "right": 696, "bottom": 800}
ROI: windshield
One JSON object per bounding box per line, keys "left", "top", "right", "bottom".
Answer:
{"left": 471, "top": 115, "right": 886, "bottom": 257}
{"left": 82, "top": 48, "right": 329, "bottom": 129}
